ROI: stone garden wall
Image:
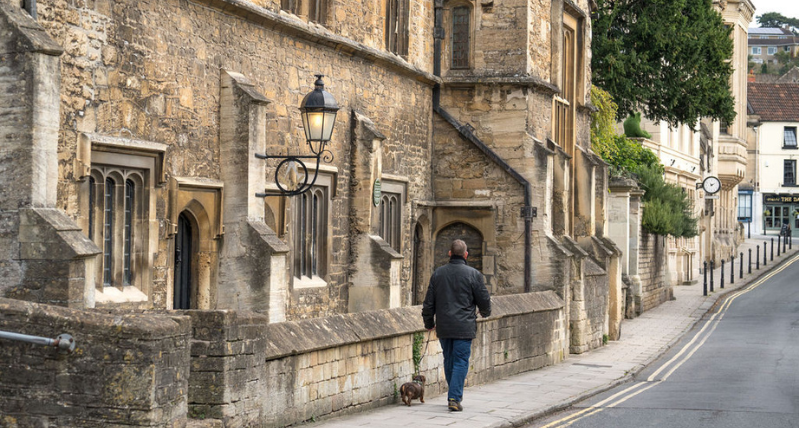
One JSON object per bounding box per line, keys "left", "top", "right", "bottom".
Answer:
{"left": 0, "top": 298, "right": 191, "bottom": 428}
{"left": 0, "top": 292, "right": 565, "bottom": 427}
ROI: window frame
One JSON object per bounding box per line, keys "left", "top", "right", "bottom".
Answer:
{"left": 784, "top": 126, "right": 797, "bottom": 149}
{"left": 752, "top": 47, "right": 762, "bottom": 55}
{"left": 385, "top": 0, "right": 410, "bottom": 57}
{"left": 281, "top": 0, "right": 328, "bottom": 24}
{"left": 784, "top": 159, "right": 797, "bottom": 186}
{"left": 450, "top": 5, "right": 471, "bottom": 69}
{"left": 377, "top": 179, "right": 406, "bottom": 252}
{"left": 290, "top": 172, "right": 334, "bottom": 289}
{"left": 89, "top": 166, "right": 146, "bottom": 292}
{"left": 737, "top": 191, "right": 752, "bottom": 221}
{"left": 768, "top": 46, "right": 778, "bottom": 55}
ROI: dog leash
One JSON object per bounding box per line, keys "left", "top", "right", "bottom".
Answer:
{"left": 415, "top": 329, "right": 433, "bottom": 375}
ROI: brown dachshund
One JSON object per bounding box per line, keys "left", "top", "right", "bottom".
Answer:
{"left": 399, "top": 375, "right": 425, "bottom": 406}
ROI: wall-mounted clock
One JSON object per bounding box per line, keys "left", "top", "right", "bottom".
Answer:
{"left": 702, "top": 176, "right": 721, "bottom": 195}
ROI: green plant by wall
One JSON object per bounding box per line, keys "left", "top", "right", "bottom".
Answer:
{"left": 623, "top": 112, "right": 652, "bottom": 139}
{"left": 637, "top": 165, "right": 698, "bottom": 238}
{"left": 412, "top": 332, "right": 425, "bottom": 374}
{"left": 591, "top": 86, "right": 661, "bottom": 178}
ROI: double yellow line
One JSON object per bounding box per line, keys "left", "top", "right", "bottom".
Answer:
{"left": 541, "top": 252, "right": 799, "bottom": 428}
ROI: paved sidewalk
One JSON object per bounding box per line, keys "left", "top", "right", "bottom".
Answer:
{"left": 308, "top": 236, "right": 799, "bottom": 428}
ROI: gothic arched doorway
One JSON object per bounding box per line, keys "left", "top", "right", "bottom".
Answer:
{"left": 434, "top": 222, "right": 483, "bottom": 272}
{"left": 173, "top": 212, "right": 194, "bottom": 309}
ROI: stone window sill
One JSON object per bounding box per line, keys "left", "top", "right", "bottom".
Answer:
{"left": 95, "top": 286, "right": 148, "bottom": 304}
{"left": 293, "top": 275, "right": 328, "bottom": 289}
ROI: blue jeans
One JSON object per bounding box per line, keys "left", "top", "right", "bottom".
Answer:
{"left": 440, "top": 338, "right": 472, "bottom": 402}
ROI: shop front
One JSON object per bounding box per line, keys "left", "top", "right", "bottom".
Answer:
{"left": 763, "top": 193, "right": 799, "bottom": 236}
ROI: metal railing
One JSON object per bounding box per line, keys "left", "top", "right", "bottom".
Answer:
{"left": 0, "top": 331, "right": 75, "bottom": 354}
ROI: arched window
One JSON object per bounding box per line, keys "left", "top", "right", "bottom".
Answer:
{"left": 293, "top": 187, "right": 329, "bottom": 280}
{"left": 88, "top": 176, "right": 95, "bottom": 241}
{"left": 123, "top": 179, "right": 134, "bottom": 285}
{"left": 103, "top": 178, "right": 115, "bottom": 286}
{"left": 451, "top": 6, "right": 471, "bottom": 69}
{"left": 380, "top": 193, "right": 401, "bottom": 251}
{"left": 88, "top": 168, "right": 146, "bottom": 291}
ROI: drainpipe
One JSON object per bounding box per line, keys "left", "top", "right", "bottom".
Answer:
{"left": 23, "top": 0, "right": 37, "bottom": 19}
{"left": 432, "top": 1, "right": 534, "bottom": 292}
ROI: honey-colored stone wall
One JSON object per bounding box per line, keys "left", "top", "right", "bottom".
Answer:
{"left": 31, "top": 0, "right": 435, "bottom": 317}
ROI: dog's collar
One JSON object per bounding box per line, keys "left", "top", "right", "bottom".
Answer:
{"left": 413, "top": 380, "right": 423, "bottom": 385}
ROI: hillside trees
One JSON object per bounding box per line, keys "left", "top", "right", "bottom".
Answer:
{"left": 757, "top": 12, "right": 799, "bottom": 34}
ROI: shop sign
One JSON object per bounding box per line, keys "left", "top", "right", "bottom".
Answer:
{"left": 763, "top": 194, "right": 799, "bottom": 204}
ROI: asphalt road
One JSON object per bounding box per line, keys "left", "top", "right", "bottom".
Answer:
{"left": 530, "top": 257, "right": 799, "bottom": 428}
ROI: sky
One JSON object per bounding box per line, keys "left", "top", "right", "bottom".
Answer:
{"left": 750, "top": 0, "right": 799, "bottom": 25}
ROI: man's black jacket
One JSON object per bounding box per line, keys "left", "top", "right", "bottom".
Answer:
{"left": 421, "top": 256, "right": 491, "bottom": 339}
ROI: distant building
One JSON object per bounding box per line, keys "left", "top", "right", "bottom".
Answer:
{"left": 745, "top": 83, "right": 799, "bottom": 237}
{"left": 748, "top": 27, "right": 799, "bottom": 68}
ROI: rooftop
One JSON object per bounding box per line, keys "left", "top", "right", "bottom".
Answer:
{"left": 748, "top": 83, "right": 799, "bottom": 122}
{"left": 749, "top": 27, "right": 793, "bottom": 35}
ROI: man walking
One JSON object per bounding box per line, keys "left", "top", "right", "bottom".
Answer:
{"left": 422, "top": 239, "right": 491, "bottom": 411}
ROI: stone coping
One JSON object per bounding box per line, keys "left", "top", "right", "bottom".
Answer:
{"left": 260, "top": 291, "right": 563, "bottom": 360}
{"left": 0, "top": 298, "right": 190, "bottom": 339}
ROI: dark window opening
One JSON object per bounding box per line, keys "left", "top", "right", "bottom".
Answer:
{"left": 386, "top": 0, "right": 409, "bottom": 56}
{"left": 103, "top": 178, "right": 114, "bottom": 286}
{"left": 785, "top": 127, "right": 797, "bottom": 148}
{"left": 784, "top": 159, "right": 796, "bottom": 186}
{"left": 123, "top": 179, "right": 134, "bottom": 285}
{"left": 452, "top": 6, "right": 470, "bottom": 68}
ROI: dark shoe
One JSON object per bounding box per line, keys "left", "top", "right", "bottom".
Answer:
{"left": 448, "top": 399, "right": 463, "bottom": 411}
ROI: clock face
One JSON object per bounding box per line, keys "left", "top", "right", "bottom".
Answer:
{"left": 702, "top": 176, "right": 721, "bottom": 194}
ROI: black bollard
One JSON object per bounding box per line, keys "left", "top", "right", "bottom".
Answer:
{"left": 740, "top": 252, "right": 744, "bottom": 279}
{"left": 730, "top": 255, "right": 734, "bottom": 284}
{"left": 764, "top": 242, "right": 768, "bottom": 266}
{"left": 703, "top": 261, "right": 708, "bottom": 296}
{"left": 748, "top": 248, "right": 752, "bottom": 274}
{"left": 784, "top": 234, "right": 788, "bottom": 253}
{"left": 757, "top": 246, "right": 760, "bottom": 270}
{"left": 790, "top": 236, "right": 793, "bottom": 250}
{"left": 721, "top": 260, "right": 725, "bottom": 289}
{"left": 710, "top": 260, "right": 715, "bottom": 292}
{"left": 778, "top": 235, "right": 781, "bottom": 257}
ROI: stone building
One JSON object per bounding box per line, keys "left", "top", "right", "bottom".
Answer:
{"left": 745, "top": 82, "right": 799, "bottom": 237}
{"left": 0, "top": 0, "right": 616, "bottom": 348}
{"left": 0, "top": 0, "right": 629, "bottom": 424}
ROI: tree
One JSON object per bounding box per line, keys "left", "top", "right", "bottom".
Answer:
{"left": 592, "top": 0, "right": 736, "bottom": 128}
{"left": 757, "top": 12, "right": 799, "bottom": 34}
{"left": 636, "top": 165, "right": 698, "bottom": 238}
{"left": 590, "top": 86, "right": 661, "bottom": 177}
{"left": 774, "top": 50, "right": 799, "bottom": 75}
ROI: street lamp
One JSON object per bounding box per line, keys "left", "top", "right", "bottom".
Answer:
{"left": 256, "top": 74, "right": 340, "bottom": 196}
